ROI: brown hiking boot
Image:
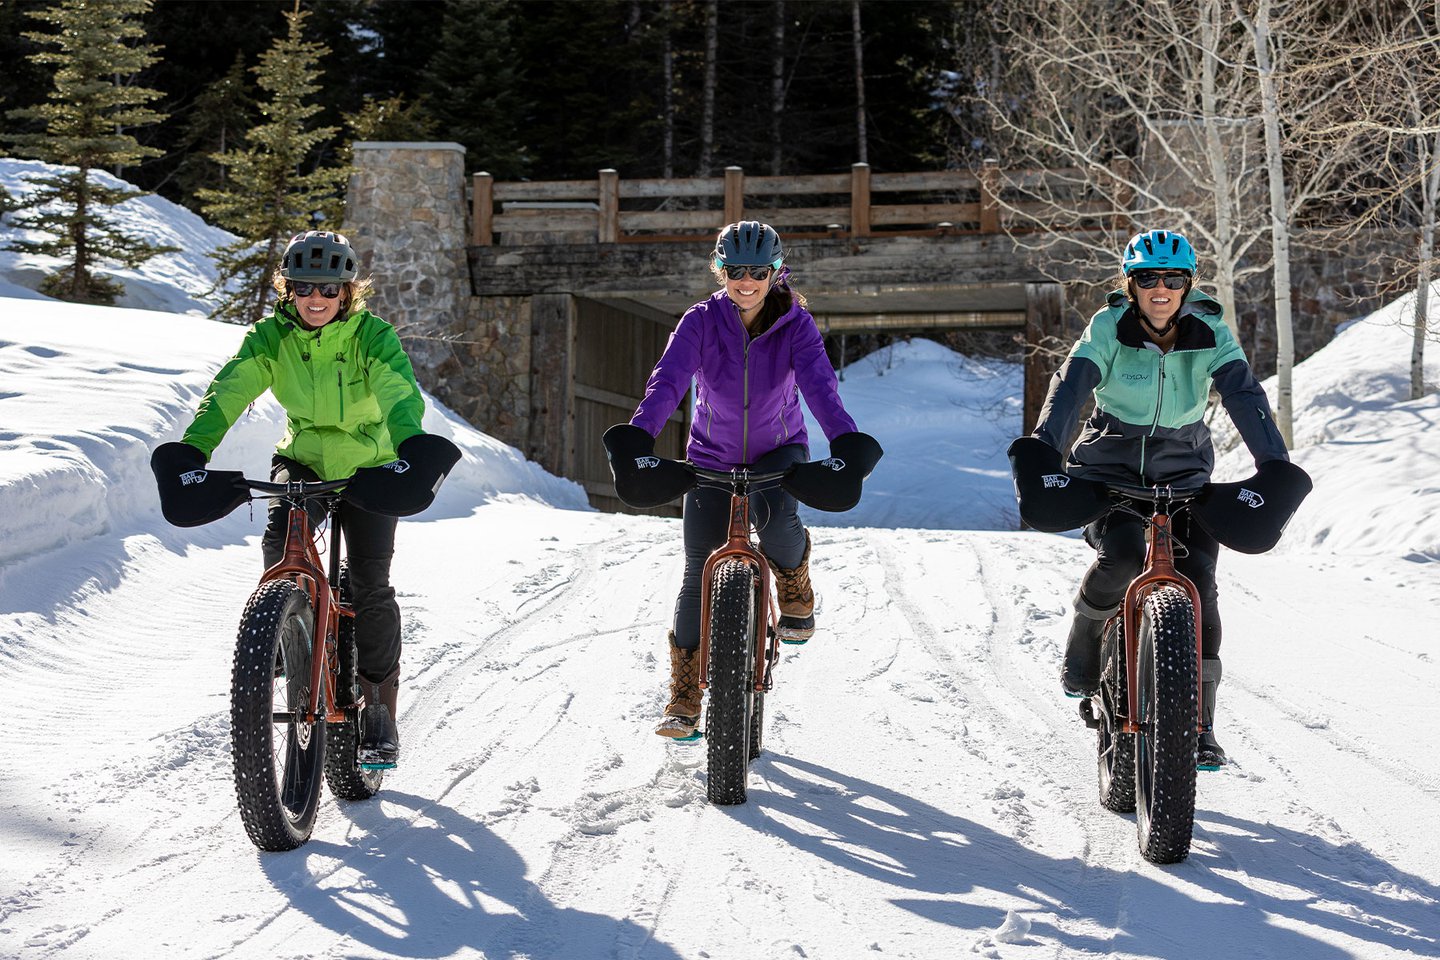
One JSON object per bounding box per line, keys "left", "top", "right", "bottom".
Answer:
{"left": 359, "top": 664, "right": 400, "bottom": 768}
{"left": 769, "top": 531, "right": 815, "bottom": 643}
{"left": 657, "top": 634, "right": 702, "bottom": 739}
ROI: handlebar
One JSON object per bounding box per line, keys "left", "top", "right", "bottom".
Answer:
{"left": 241, "top": 477, "right": 351, "bottom": 498}
{"left": 690, "top": 465, "right": 791, "bottom": 493}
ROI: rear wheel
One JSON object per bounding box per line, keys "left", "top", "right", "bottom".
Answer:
{"left": 231, "top": 580, "right": 326, "bottom": 851}
{"left": 1097, "top": 616, "right": 1136, "bottom": 813}
{"left": 1135, "top": 586, "right": 1199, "bottom": 864}
{"left": 706, "top": 559, "right": 759, "bottom": 804}
{"left": 325, "top": 561, "right": 384, "bottom": 801}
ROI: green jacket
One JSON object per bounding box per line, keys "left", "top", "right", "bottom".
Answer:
{"left": 183, "top": 304, "right": 425, "bottom": 481}
{"left": 1034, "top": 288, "right": 1287, "bottom": 490}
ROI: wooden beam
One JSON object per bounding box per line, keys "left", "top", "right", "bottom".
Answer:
{"left": 724, "top": 166, "right": 744, "bottom": 224}
{"left": 1023, "top": 282, "right": 1065, "bottom": 436}
{"left": 598, "top": 169, "right": 619, "bottom": 243}
{"left": 472, "top": 172, "right": 494, "bottom": 246}
{"left": 813, "top": 310, "right": 1027, "bottom": 332}
{"left": 851, "top": 163, "right": 871, "bottom": 238}
{"left": 980, "top": 158, "right": 1000, "bottom": 234}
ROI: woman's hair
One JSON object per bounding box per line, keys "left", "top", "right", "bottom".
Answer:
{"left": 710, "top": 259, "right": 808, "bottom": 334}
{"left": 271, "top": 269, "right": 374, "bottom": 318}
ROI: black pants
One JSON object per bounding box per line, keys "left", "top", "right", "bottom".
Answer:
{"left": 260, "top": 457, "right": 402, "bottom": 684}
{"left": 1079, "top": 502, "right": 1222, "bottom": 658}
{"left": 672, "top": 444, "right": 808, "bottom": 650}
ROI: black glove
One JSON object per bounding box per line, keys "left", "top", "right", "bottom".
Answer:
{"left": 1006, "top": 436, "right": 1111, "bottom": 532}
{"left": 150, "top": 441, "right": 248, "bottom": 527}
{"left": 782, "top": 431, "right": 884, "bottom": 512}
{"left": 344, "top": 433, "right": 463, "bottom": 517}
{"left": 1192, "top": 458, "right": 1312, "bottom": 553}
{"left": 602, "top": 423, "right": 696, "bottom": 508}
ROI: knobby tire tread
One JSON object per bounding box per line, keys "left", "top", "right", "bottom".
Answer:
{"left": 231, "top": 580, "right": 326, "bottom": 851}
{"left": 1135, "top": 586, "right": 1199, "bottom": 864}
{"left": 706, "top": 559, "right": 757, "bottom": 804}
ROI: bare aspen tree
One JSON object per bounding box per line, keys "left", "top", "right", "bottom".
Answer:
{"left": 699, "top": 0, "right": 718, "bottom": 176}
{"left": 853, "top": 0, "right": 868, "bottom": 164}
{"left": 772, "top": 0, "right": 785, "bottom": 176}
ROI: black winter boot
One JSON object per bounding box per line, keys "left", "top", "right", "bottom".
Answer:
{"left": 1061, "top": 592, "right": 1116, "bottom": 697}
{"left": 1197, "top": 658, "right": 1226, "bottom": 769}
{"left": 359, "top": 664, "right": 401, "bottom": 768}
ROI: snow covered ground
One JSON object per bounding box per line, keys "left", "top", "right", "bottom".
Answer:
{"left": 3, "top": 180, "right": 1439, "bottom": 959}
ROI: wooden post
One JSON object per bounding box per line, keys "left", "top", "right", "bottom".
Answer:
{"left": 980, "top": 158, "right": 1000, "bottom": 234}
{"left": 724, "top": 166, "right": 744, "bottom": 224}
{"left": 1023, "top": 282, "right": 1065, "bottom": 437}
{"left": 850, "top": 162, "right": 871, "bottom": 238}
{"left": 598, "top": 168, "right": 620, "bottom": 244}
{"left": 472, "top": 172, "right": 494, "bottom": 246}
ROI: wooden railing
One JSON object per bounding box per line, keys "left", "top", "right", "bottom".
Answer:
{"left": 470, "top": 161, "right": 1118, "bottom": 246}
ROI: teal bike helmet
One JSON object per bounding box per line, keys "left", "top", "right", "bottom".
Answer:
{"left": 1121, "top": 229, "right": 1197, "bottom": 274}
{"left": 281, "top": 230, "right": 358, "bottom": 282}
{"left": 714, "top": 220, "right": 784, "bottom": 269}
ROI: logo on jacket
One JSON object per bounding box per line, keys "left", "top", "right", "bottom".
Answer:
{"left": 1237, "top": 488, "right": 1265, "bottom": 508}
{"left": 821, "top": 457, "right": 847, "bottom": 472}
{"left": 1042, "top": 473, "right": 1070, "bottom": 489}
{"left": 635, "top": 456, "right": 660, "bottom": 469}
{"left": 382, "top": 459, "right": 411, "bottom": 474}
{"left": 180, "top": 469, "right": 208, "bottom": 486}
{"left": 1120, "top": 372, "right": 1148, "bottom": 382}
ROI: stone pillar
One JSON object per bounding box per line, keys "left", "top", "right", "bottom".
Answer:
{"left": 346, "top": 141, "right": 470, "bottom": 395}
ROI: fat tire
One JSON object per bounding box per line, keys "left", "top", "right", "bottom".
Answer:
{"left": 706, "top": 559, "right": 758, "bottom": 804}
{"left": 231, "top": 580, "right": 326, "bottom": 851}
{"left": 1134, "top": 586, "right": 1199, "bottom": 864}
{"left": 325, "top": 561, "right": 384, "bottom": 801}
{"left": 1097, "top": 617, "right": 1137, "bottom": 813}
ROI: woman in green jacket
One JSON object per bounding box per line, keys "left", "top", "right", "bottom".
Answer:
{"left": 174, "top": 230, "right": 425, "bottom": 768}
{"left": 1031, "top": 229, "right": 1291, "bottom": 769}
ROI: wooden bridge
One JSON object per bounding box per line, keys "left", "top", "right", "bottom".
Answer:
{"left": 348, "top": 145, "right": 1115, "bottom": 515}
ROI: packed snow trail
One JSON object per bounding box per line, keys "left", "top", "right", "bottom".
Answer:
{"left": 3, "top": 506, "right": 1438, "bottom": 960}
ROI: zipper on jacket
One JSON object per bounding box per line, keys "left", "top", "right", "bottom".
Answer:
{"left": 1148, "top": 352, "right": 1168, "bottom": 437}
{"left": 742, "top": 338, "right": 752, "bottom": 463}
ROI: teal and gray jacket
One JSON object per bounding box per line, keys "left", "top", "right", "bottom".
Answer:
{"left": 1033, "top": 289, "right": 1288, "bottom": 491}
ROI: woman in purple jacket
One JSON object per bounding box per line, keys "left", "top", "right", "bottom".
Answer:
{"left": 628, "top": 221, "right": 869, "bottom": 739}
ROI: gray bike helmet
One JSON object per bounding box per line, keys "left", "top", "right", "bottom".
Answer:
{"left": 280, "top": 230, "right": 358, "bottom": 282}
{"left": 714, "top": 220, "right": 784, "bottom": 268}
{"left": 1121, "top": 229, "right": 1197, "bottom": 274}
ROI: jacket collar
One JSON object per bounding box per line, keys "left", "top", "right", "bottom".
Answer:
{"left": 1106, "top": 288, "right": 1222, "bottom": 351}
{"left": 276, "top": 302, "right": 362, "bottom": 340}
{"left": 711, "top": 288, "right": 802, "bottom": 339}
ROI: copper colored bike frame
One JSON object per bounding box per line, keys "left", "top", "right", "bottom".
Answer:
{"left": 1118, "top": 508, "right": 1205, "bottom": 734}
{"left": 696, "top": 488, "right": 779, "bottom": 695}
{"left": 258, "top": 498, "right": 356, "bottom": 725}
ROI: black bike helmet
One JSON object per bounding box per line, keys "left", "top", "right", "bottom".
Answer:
{"left": 280, "top": 230, "right": 358, "bottom": 282}
{"left": 714, "top": 220, "right": 784, "bottom": 268}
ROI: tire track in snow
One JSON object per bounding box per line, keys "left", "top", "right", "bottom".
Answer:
{"left": 867, "top": 530, "right": 1141, "bottom": 952}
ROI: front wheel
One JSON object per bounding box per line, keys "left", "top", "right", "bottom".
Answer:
{"left": 706, "top": 559, "right": 760, "bottom": 805}
{"left": 231, "top": 580, "right": 326, "bottom": 851}
{"left": 1134, "top": 586, "right": 1199, "bottom": 864}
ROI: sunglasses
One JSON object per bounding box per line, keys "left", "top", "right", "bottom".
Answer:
{"left": 291, "top": 281, "right": 343, "bottom": 299}
{"left": 1132, "top": 271, "right": 1190, "bottom": 290}
{"left": 722, "top": 265, "right": 774, "bottom": 281}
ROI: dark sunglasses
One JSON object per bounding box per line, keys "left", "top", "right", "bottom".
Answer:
{"left": 291, "top": 281, "right": 343, "bottom": 299}
{"left": 1132, "top": 271, "right": 1190, "bottom": 290}
{"left": 722, "top": 265, "right": 774, "bottom": 281}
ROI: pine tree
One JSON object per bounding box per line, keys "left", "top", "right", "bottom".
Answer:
{"left": 198, "top": 9, "right": 347, "bottom": 325}
{"left": 424, "top": 0, "right": 529, "bottom": 178}
{"left": 172, "top": 52, "right": 256, "bottom": 208}
{"left": 3, "top": 0, "right": 171, "bottom": 305}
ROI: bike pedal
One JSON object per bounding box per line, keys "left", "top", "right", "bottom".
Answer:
{"left": 668, "top": 730, "right": 704, "bottom": 743}
{"left": 1078, "top": 698, "right": 1101, "bottom": 729}
{"left": 359, "top": 761, "right": 396, "bottom": 771}
{"left": 778, "top": 636, "right": 809, "bottom": 646}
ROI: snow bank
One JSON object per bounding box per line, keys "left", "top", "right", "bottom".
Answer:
{"left": 1213, "top": 288, "right": 1440, "bottom": 560}
{"left": 0, "top": 158, "right": 235, "bottom": 315}
{"left": 0, "top": 299, "right": 587, "bottom": 569}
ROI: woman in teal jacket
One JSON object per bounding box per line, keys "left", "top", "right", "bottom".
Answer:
{"left": 176, "top": 231, "right": 424, "bottom": 768}
{"left": 1032, "top": 229, "right": 1290, "bottom": 769}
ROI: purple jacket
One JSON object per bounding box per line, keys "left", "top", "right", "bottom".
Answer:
{"left": 632, "top": 290, "right": 857, "bottom": 469}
